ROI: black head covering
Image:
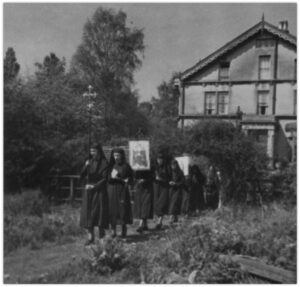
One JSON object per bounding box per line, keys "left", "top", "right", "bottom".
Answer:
{"left": 90, "top": 143, "right": 106, "bottom": 161}
{"left": 170, "top": 159, "right": 181, "bottom": 172}
{"left": 109, "top": 147, "right": 126, "bottom": 167}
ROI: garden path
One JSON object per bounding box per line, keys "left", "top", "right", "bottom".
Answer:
{"left": 4, "top": 218, "right": 175, "bottom": 283}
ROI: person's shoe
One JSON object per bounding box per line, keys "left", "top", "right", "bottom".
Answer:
{"left": 121, "top": 225, "right": 127, "bottom": 237}
{"left": 136, "top": 226, "right": 143, "bottom": 233}
{"left": 155, "top": 223, "right": 162, "bottom": 230}
{"left": 99, "top": 229, "right": 106, "bottom": 239}
{"left": 84, "top": 238, "right": 94, "bottom": 246}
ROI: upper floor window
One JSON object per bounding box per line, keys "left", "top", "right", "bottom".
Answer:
{"left": 205, "top": 92, "right": 216, "bottom": 115}
{"left": 257, "top": 91, "right": 269, "bottom": 115}
{"left": 219, "top": 62, "right": 230, "bottom": 81}
{"left": 259, "top": 55, "right": 271, "bottom": 80}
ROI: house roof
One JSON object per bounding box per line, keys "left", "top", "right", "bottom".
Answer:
{"left": 181, "top": 20, "right": 296, "bottom": 81}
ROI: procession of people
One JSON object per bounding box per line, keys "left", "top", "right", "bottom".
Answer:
{"left": 80, "top": 143, "right": 221, "bottom": 245}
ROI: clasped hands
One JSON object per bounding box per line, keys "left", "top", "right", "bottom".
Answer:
{"left": 85, "top": 184, "right": 94, "bottom": 190}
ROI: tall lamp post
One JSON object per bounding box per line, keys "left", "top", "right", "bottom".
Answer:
{"left": 83, "top": 85, "right": 97, "bottom": 161}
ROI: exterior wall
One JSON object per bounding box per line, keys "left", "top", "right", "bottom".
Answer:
{"left": 188, "top": 36, "right": 277, "bottom": 82}
{"left": 229, "top": 38, "right": 275, "bottom": 81}
{"left": 277, "top": 40, "right": 297, "bottom": 79}
{"left": 230, "top": 84, "right": 256, "bottom": 114}
{"left": 276, "top": 83, "right": 295, "bottom": 115}
{"left": 184, "top": 85, "right": 205, "bottom": 114}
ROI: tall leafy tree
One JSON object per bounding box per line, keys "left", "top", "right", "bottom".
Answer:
{"left": 151, "top": 73, "right": 180, "bottom": 127}
{"left": 4, "top": 47, "right": 20, "bottom": 83}
{"left": 71, "top": 7, "right": 146, "bottom": 139}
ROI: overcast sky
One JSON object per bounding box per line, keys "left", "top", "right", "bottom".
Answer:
{"left": 3, "top": 2, "right": 297, "bottom": 102}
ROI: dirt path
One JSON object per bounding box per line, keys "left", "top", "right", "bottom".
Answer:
{"left": 4, "top": 219, "right": 175, "bottom": 283}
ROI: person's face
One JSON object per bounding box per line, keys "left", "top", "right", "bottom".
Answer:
{"left": 114, "top": 152, "right": 122, "bottom": 164}
{"left": 157, "top": 157, "right": 163, "bottom": 166}
{"left": 90, "top": 148, "right": 98, "bottom": 159}
{"left": 171, "top": 163, "right": 177, "bottom": 170}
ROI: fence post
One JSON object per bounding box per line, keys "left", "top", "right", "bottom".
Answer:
{"left": 70, "top": 177, "right": 74, "bottom": 201}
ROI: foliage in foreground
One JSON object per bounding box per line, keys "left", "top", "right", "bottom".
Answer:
{"left": 23, "top": 202, "right": 296, "bottom": 284}
{"left": 4, "top": 191, "right": 84, "bottom": 254}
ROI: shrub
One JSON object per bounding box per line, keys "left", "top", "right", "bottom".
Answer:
{"left": 4, "top": 191, "right": 84, "bottom": 254}
{"left": 87, "top": 237, "right": 129, "bottom": 275}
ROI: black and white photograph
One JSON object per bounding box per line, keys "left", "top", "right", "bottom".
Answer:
{"left": 3, "top": 2, "right": 297, "bottom": 283}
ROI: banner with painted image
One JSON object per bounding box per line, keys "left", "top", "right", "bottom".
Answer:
{"left": 129, "top": 141, "right": 150, "bottom": 170}
{"left": 175, "top": 156, "right": 191, "bottom": 176}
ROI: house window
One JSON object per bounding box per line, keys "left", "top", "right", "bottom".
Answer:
{"left": 218, "top": 92, "right": 229, "bottom": 115}
{"left": 219, "top": 62, "right": 230, "bottom": 80}
{"left": 259, "top": 55, "right": 271, "bottom": 80}
{"left": 257, "top": 91, "right": 269, "bottom": 115}
{"left": 205, "top": 92, "right": 216, "bottom": 115}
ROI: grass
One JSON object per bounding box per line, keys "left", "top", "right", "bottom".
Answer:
{"left": 22, "top": 201, "right": 296, "bottom": 284}
{"left": 4, "top": 190, "right": 84, "bottom": 255}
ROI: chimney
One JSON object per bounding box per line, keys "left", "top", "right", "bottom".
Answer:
{"left": 278, "top": 21, "right": 289, "bottom": 33}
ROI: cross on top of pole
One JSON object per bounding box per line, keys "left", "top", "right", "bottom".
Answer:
{"left": 83, "top": 85, "right": 97, "bottom": 99}
{"left": 83, "top": 85, "right": 97, "bottom": 110}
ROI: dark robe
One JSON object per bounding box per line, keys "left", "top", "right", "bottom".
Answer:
{"left": 168, "top": 168, "right": 185, "bottom": 216}
{"left": 205, "top": 169, "right": 220, "bottom": 209}
{"left": 153, "top": 165, "right": 170, "bottom": 217}
{"left": 107, "top": 162, "right": 133, "bottom": 225}
{"left": 133, "top": 169, "right": 154, "bottom": 220}
{"left": 183, "top": 169, "right": 205, "bottom": 213}
{"left": 80, "top": 158, "right": 109, "bottom": 229}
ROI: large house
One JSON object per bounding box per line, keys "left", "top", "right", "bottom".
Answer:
{"left": 176, "top": 18, "right": 297, "bottom": 166}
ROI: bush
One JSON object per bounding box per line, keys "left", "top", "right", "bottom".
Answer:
{"left": 4, "top": 191, "right": 84, "bottom": 254}
{"left": 87, "top": 237, "right": 130, "bottom": 275}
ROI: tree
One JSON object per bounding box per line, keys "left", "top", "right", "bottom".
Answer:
{"left": 35, "top": 52, "right": 66, "bottom": 79}
{"left": 4, "top": 48, "right": 37, "bottom": 191}
{"left": 4, "top": 47, "right": 20, "bottom": 83}
{"left": 22, "top": 53, "right": 88, "bottom": 184}
{"left": 71, "top": 7, "right": 146, "bottom": 140}
{"left": 150, "top": 73, "right": 180, "bottom": 127}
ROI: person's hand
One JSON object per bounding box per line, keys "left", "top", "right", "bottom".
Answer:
{"left": 156, "top": 176, "right": 161, "bottom": 181}
{"left": 124, "top": 178, "right": 129, "bottom": 183}
{"left": 85, "top": 160, "right": 91, "bottom": 167}
{"left": 111, "top": 169, "right": 118, "bottom": 179}
{"left": 139, "top": 179, "right": 145, "bottom": 183}
{"left": 85, "top": 184, "right": 94, "bottom": 190}
{"left": 169, "top": 181, "right": 175, "bottom": 186}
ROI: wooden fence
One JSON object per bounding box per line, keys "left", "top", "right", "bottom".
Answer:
{"left": 47, "top": 174, "right": 136, "bottom": 202}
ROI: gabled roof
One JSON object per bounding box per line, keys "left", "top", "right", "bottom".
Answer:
{"left": 181, "top": 20, "right": 296, "bottom": 81}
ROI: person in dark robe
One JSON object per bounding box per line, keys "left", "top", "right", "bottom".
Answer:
{"left": 107, "top": 148, "right": 133, "bottom": 237}
{"left": 183, "top": 165, "right": 206, "bottom": 215}
{"left": 205, "top": 165, "right": 221, "bottom": 209}
{"left": 153, "top": 152, "right": 170, "bottom": 230}
{"left": 80, "top": 143, "right": 109, "bottom": 245}
{"left": 133, "top": 169, "right": 154, "bottom": 233}
{"left": 168, "top": 159, "right": 185, "bottom": 223}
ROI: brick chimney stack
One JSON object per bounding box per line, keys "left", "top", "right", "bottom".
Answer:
{"left": 278, "top": 21, "right": 289, "bottom": 33}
